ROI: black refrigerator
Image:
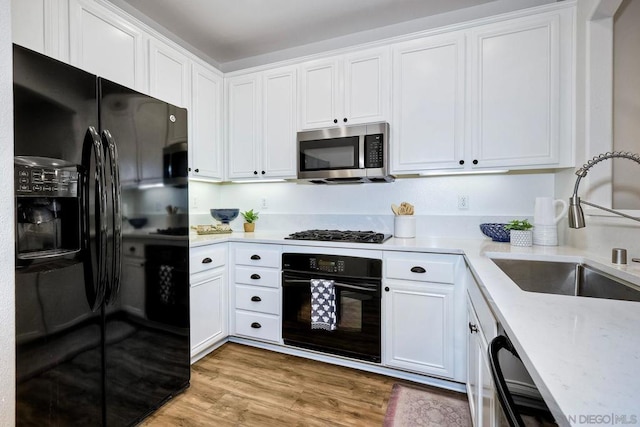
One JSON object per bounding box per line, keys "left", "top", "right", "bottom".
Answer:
{"left": 13, "top": 44, "right": 190, "bottom": 426}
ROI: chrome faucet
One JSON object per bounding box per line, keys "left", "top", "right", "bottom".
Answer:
{"left": 568, "top": 151, "right": 640, "bottom": 228}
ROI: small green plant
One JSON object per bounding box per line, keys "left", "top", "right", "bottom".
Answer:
{"left": 504, "top": 219, "right": 533, "bottom": 231}
{"left": 241, "top": 209, "right": 259, "bottom": 223}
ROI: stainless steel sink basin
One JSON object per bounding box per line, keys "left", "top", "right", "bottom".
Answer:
{"left": 492, "top": 259, "right": 640, "bottom": 302}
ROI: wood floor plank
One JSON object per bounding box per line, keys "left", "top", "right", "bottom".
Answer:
{"left": 140, "top": 342, "right": 453, "bottom": 426}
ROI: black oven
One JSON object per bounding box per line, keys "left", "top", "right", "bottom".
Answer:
{"left": 282, "top": 253, "right": 382, "bottom": 363}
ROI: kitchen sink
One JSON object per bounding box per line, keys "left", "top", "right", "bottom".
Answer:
{"left": 491, "top": 259, "right": 640, "bottom": 302}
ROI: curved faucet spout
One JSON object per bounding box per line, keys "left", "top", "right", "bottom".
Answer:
{"left": 569, "top": 151, "right": 640, "bottom": 229}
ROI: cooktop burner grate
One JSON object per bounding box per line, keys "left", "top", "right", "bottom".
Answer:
{"left": 285, "top": 229, "right": 391, "bottom": 244}
{"left": 155, "top": 227, "right": 190, "bottom": 236}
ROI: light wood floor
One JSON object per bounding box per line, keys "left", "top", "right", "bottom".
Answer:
{"left": 140, "top": 342, "right": 417, "bottom": 426}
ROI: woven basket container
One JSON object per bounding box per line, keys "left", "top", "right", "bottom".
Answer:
{"left": 479, "top": 223, "right": 510, "bottom": 242}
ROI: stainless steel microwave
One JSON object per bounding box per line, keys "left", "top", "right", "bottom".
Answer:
{"left": 296, "top": 122, "right": 393, "bottom": 184}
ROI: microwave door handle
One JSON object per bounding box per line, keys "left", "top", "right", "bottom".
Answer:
{"left": 488, "top": 335, "right": 526, "bottom": 427}
{"left": 358, "top": 134, "right": 365, "bottom": 169}
{"left": 102, "top": 130, "right": 122, "bottom": 303}
{"left": 283, "top": 278, "right": 377, "bottom": 293}
{"left": 81, "top": 126, "right": 107, "bottom": 311}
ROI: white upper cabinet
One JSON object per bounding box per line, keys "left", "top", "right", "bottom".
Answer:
{"left": 69, "top": 0, "right": 145, "bottom": 91}
{"left": 391, "top": 32, "right": 466, "bottom": 173}
{"left": 468, "top": 9, "right": 573, "bottom": 169}
{"left": 226, "top": 73, "right": 261, "bottom": 180}
{"left": 190, "top": 62, "right": 223, "bottom": 180}
{"left": 299, "top": 46, "right": 390, "bottom": 130}
{"left": 148, "top": 37, "right": 191, "bottom": 108}
{"left": 261, "top": 66, "right": 297, "bottom": 179}
{"left": 11, "top": 0, "right": 68, "bottom": 61}
{"left": 226, "top": 67, "right": 297, "bottom": 180}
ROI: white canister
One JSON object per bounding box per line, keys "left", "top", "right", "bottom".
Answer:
{"left": 394, "top": 216, "right": 416, "bottom": 238}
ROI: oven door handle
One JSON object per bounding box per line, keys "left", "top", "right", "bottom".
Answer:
{"left": 283, "top": 278, "right": 378, "bottom": 293}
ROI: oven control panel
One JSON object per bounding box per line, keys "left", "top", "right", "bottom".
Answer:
{"left": 282, "top": 253, "right": 382, "bottom": 278}
{"left": 310, "top": 257, "right": 345, "bottom": 273}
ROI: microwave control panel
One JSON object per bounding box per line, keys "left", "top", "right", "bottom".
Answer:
{"left": 364, "top": 134, "right": 384, "bottom": 168}
{"left": 15, "top": 164, "right": 79, "bottom": 197}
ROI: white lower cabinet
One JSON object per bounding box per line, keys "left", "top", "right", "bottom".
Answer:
{"left": 230, "top": 243, "right": 282, "bottom": 343}
{"left": 189, "top": 244, "right": 228, "bottom": 361}
{"left": 383, "top": 252, "right": 466, "bottom": 381}
{"left": 466, "top": 269, "right": 499, "bottom": 427}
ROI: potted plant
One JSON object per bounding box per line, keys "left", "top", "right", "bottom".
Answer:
{"left": 504, "top": 219, "right": 534, "bottom": 247}
{"left": 241, "top": 209, "right": 259, "bottom": 232}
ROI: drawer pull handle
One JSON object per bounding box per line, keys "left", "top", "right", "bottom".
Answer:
{"left": 202, "top": 257, "right": 213, "bottom": 264}
{"left": 250, "top": 273, "right": 261, "bottom": 280}
{"left": 468, "top": 322, "right": 479, "bottom": 334}
{"left": 251, "top": 322, "right": 262, "bottom": 329}
{"left": 251, "top": 296, "right": 262, "bottom": 302}
{"left": 250, "top": 254, "right": 261, "bottom": 260}
{"left": 410, "top": 266, "right": 426, "bottom": 273}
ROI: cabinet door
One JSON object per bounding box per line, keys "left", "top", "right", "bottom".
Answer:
{"left": 191, "top": 270, "right": 227, "bottom": 357}
{"left": 299, "top": 57, "right": 341, "bottom": 129}
{"left": 391, "top": 32, "right": 466, "bottom": 173}
{"left": 262, "top": 66, "right": 297, "bottom": 179}
{"left": 12, "top": 0, "right": 67, "bottom": 61}
{"left": 469, "top": 14, "right": 561, "bottom": 168}
{"left": 69, "top": 0, "right": 144, "bottom": 90}
{"left": 226, "top": 74, "right": 261, "bottom": 179}
{"left": 343, "top": 47, "right": 390, "bottom": 125}
{"left": 148, "top": 37, "right": 190, "bottom": 108}
{"left": 191, "top": 62, "right": 223, "bottom": 180}
{"left": 384, "top": 280, "right": 455, "bottom": 378}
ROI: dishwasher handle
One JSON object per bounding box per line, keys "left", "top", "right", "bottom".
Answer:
{"left": 488, "top": 335, "right": 525, "bottom": 427}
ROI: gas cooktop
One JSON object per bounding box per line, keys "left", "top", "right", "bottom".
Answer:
{"left": 285, "top": 229, "right": 391, "bottom": 244}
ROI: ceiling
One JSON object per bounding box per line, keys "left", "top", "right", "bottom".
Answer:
{"left": 112, "top": 0, "right": 556, "bottom": 71}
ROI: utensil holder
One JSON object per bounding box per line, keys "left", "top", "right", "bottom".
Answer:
{"left": 394, "top": 216, "right": 416, "bottom": 238}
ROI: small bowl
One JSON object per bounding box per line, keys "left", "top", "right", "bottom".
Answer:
{"left": 479, "top": 223, "right": 510, "bottom": 242}
{"left": 128, "top": 218, "right": 148, "bottom": 229}
{"left": 210, "top": 209, "right": 239, "bottom": 224}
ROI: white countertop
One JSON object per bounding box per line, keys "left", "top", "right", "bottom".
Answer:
{"left": 190, "top": 231, "right": 640, "bottom": 425}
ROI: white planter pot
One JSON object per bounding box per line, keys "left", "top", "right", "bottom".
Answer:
{"left": 510, "top": 230, "right": 533, "bottom": 247}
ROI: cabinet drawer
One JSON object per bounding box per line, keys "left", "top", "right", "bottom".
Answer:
{"left": 235, "top": 267, "right": 280, "bottom": 288}
{"left": 235, "top": 245, "right": 281, "bottom": 268}
{"left": 385, "top": 253, "right": 458, "bottom": 284}
{"left": 235, "top": 285, "right": 279, "bottom": 314}
{"left": 235, "top": 311, "right": 279, "bottom": 342}
{"left": 123, "top": 241, "right": 145, "bottom": 258}
{"left": 190, "top": 244, "right": 226, "bottom": 274}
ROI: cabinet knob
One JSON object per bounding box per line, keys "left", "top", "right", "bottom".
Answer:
{"left": 194, "top": 168, "right": 199, "bottom": 173}
{"left": 188, "top": 167, "right": 192, "bottom": 172}
{"left": 250, "top": 273, "right": 261, "bottom": 280}
{"left": 468, "top": 322, "right": 479, "bottom": 334}
{"left": 250, "top": 254, "right": 261, "bottom": 260}
{"left": 129, "top": 246, "right": 136, "bottom": 252}
{"left": 254, "top": 171, "right": 258, "bottom": 175}
{"left": 261, "top": 171, "right": 265, "bottom": 175}
{"left": 343, "top": 118, "right": 348, "bottom": 123}
{"left": 202, "top": 257, "right": 212, "bottom": 264}
{"left": 251, "top": 322, "right": 262, "bottom": 329}
{"left": 410, "top": 266, "right": 426, "bottom": 274}
{"left": 251, "top": 296, "right": 262, "bottom": 302}
{"left": 333, "top": 119, "right": 338, "bottom": 124}
{"left": 384, "top": 287, "right": 390, "bottom": 292}
{"left": 459, "top": 160, "right": 464, "bottom": 165}
{"left": 472, "top": 159, "right": 478, "bottom": 165}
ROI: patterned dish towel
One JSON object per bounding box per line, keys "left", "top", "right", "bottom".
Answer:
{"left": 158, "top": 265, "right": 175, "bottom": 305}
{"left": 310, "top": 279, "right": 336, "bottom": 331}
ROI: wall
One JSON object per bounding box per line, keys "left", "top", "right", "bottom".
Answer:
{"left": 0, "top": 0, "right": 15, "bottom": 423}
{"left": 191, "top": 172, "right": 557, "bottom": 238}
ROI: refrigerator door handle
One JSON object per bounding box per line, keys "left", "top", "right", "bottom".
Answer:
{"left": 102, "top": 129, "right": 122, "bottom": 303}
{"left": 81, "top": 126, "right": 108, "bottom": 311}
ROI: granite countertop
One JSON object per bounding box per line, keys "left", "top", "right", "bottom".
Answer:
{"left": 189, "top": 232, "right": 640, "bottom": 425}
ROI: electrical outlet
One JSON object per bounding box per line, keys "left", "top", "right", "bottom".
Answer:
{"left": 458, "top": 195, "right": 469, "bottom": 210}
{"left": 261, "top": 198, "right": 268, "bottom": 209}
{"left": 192, "top": 196, "right": 199, "bottom": 209}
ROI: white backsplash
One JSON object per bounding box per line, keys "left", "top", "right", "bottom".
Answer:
{"left": 189, "top": 173, "right": 554, "bottom": 238}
